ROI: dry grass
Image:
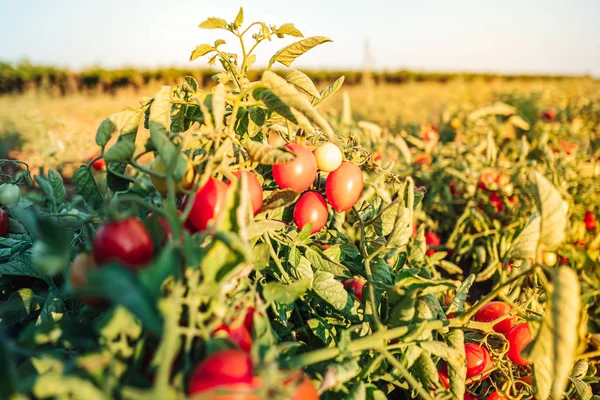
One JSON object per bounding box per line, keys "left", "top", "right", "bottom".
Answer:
{"left": 1, "top": 79, "right": 598, "bottom": 174}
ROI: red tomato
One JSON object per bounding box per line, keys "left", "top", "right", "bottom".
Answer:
{"left": 584, "top": 211, "right": 596, "bottom": 230}
{"left": 325, "top": 162, "right": 363, "bottom": 212}
{"left": 213, "top": 324, "right": 252, "bottom": 352}
{"left": 474, "top": 301, "right": 515, "bottom": 334}
{"left": 495, "top": 173, "right": 510, "bottom": 188}
{"left": 425, "top": 232, "right": 441, "bottom": 256}
{"left": 438, "top": 363, "right": 450, "bottom": 388}
{"left": 243, "top": 307, "right": 257, "bottom": 333}
{"left": 479, "top": 348, "right": 494, "bottom": 380}
{"left": 293, "top": 192, "right": 328, "bottom": 234}
{"left": 272, "top": 143, "right": 317, "bottom": 192}
{"left": 289, "top": 373, "right": 318, "bottom": 400}
{"left": 506, "top": 323, "right": 532, "bottom": 365}
{"left": 464, "top": 393, "right": 478, "bottom": 400}
{"left": 489, "top": 192, "right": 504, "bottom": 212}
{"left": 478, "top": 171, "right": 496, "bottom": 190}
{"left": 465, "top": 343, "right": 490, "bottom": 379}
{"left": 0, "top": 208, "right": 8, "bottom": 237}
{"left": 93, "top": 218, "right": 154, "bottom": 269}
{"left": 188, "top": 350, "right": 259, "bottom": 398}
{"left": 344, "top": 278, "right": 366, "bottom": 302}
{"left": 487, "top": 392, "right": 507, "bottom": 400}
{"left": 184, "top": 178, "right": 228, "bottom": 231}
{"left": 228, "top": 171, "right": 263, "bottom": 215}
{"left": 423, "top": 128, "right": 438, "bottom": 143}
{"left": 89, "top": 151, "right": 105, "bottom": 170}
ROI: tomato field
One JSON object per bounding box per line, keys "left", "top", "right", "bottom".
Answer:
{"left": 0, "top": 8, "right": 599, "bottom": 400}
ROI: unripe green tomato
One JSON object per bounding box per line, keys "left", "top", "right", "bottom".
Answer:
{"left": 0, "top": 183, "right": 21, "bottom": 208}
{"left": 542, "top": 251, "right": 557, "bottom": 267}
{"left": 314, "top": 143, "right": 343, "bottom": 172}
{"left": 32, "top": 242, "right": 66, "bottom": 276}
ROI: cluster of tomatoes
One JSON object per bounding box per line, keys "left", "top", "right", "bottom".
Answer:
{"left": 477, "top": 170, "right": 514, "bottom": 213}
{"left": 584, "top": 211, "right": 597, "bottom": 231}
{"left": 273, "top": 141, "right": 364, "bottom": 234}
{"left": 439, "top": 301, "right": 533, "bottom": 400}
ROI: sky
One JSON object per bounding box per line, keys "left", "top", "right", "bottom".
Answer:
{"left": 1, "top": 0, "right": 599, "bottom": 76}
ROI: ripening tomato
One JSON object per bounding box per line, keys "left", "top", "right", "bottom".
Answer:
{"left": 474, "top": 301, "right": 515, "bottom": 334}
{"left": 344, "top": 278, "right": 366, "bottom": 302}
{"left": 150, "top": 156, "right": 195, "bottom": 195}
{"left": 478, "top": 171, "right": 496, "bottom": 190}
{"left": 423, "top": 127, "right": 439, "bottom": 143}
{"left": 438, "top": 363, "right": 450, "bottom": 388}
{"left": 188, "top": 350, "right": 259, "bottom": 398}
{"left": 294, "top": 192, "right": 328, "bottom": 234}
{"left": 487, "top": 392, "right": 507, "bottom": 400}
{"left": 465, "top": 343, "right": 490, "bottom": 379}
{"left": 185, "top": 178, "right": 228, "bottom": 231}
{"left": 506, "top": 323, "right": 532, "bottom": 365}
{"left": 314, "top": 143, "right": 343, "bottom": 172}
{"left": 286, "top": 372, "right": 319, "bottom": 400}
{"left": 584, "top": 211, "right": 596, "bottom": 230}
{"left": 70, "top": 252, "right": 105, "bottom": 307}
{"left": 425, "top": 232, "right": 441, "bottom": 256}
{"left": 542, "top": 251, "right": 557, "bottom": 266}
{"left": 496, "top": 173, "right": 510, "bottom": 188}
{"left": 93, "top": 218, "right": 154, "bottom": 269}
{"left": 0, "top": 183, "right": 21, "bottom": 208}
{"left": 0, "top": 208, "right": 8, "bottom": 237}
{"left": 272, "top": 143, "right": 317, "bottom": 192}
{"left": 213, "top": 324, "right": 252, "bottom": 352}
{"left": 89, "top": 151, "right": 105, "bottom": 171}
{"left": 229, "top": 171, "right": 263, "bottom": 215}
{"left": 325, "top": 162, "right": 363, "bottom": 212}
{"left": 489, "top": 192, "right": 504, "bottom": 212}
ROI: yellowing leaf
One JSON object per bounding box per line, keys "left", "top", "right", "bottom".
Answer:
{"left": 276, "top": 23, "right": 303, "bottom": 38}
{"left": 268, "top": 36, "right": 332, "bottom": 69}
{"left": 507, "top": 213, "right": 540, "bottom": 261}
{"left": 284, "top": 69, "right": 320, "bottom": 99}
{"left": 233, "top": 7, "right": 243, "bottom": 29}
{"left": 314, "top": 76, "right": 345, "bottom": 106}
{"left": 212, "top": 83, "right": 226, "bottom": 131}
{"left": 525, "top": 267, "right": 581, "bottom": 400}
{"left": 190, "top": 44, "right": 215, "bottom": 61}
{"left": 199, "top": 17, "right": 227, "bottom": 29}
{"left": 529, "top": 171, "right": 566, "bottom": 252}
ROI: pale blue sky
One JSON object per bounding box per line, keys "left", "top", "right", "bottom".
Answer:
{"left": 1, "top": 0, "right": 599, "bottom": 75}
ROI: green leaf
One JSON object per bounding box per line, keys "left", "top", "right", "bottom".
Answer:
{"left": 268, "top": 36, "right": 332, "bottom": 68}
{"left": 107, "top": 162, "right": 132, "bottom": 192}
{"left": 248, "top": 107, "right": 266, "bottom": 126}
{"left": 507, "top": 213, "right": 540, "bottom": 261}
{"left": 257, "top": 189, "right": 300, "bottom": 214}
{"left": 0, "top": 253, "right": 43, "bottom": 279}
{"left": 312, "top": 271, "right": 348, "bottom": 310}
{"left": 262, "top": 279, "right": 311, "bottom": 304}
{"left": 95, "top": 109, "right": 140, "bottom": 147}
{"left": 138, "top": 244, "right": 180, "bottom": 302}
{"left": 73, "top": 166, "right": 103, "bottom": 210}
{"left": 305, "top": 247, "right": 351, "bottom": 277}
{"left": 104, "top": 109, "right": 141, "bottom": 162}
{"left": 284, "top": 69, "right": 320, "bottom": 99}
{"left": 33, "top": 372, "right": 106, "bottom": 399}
{"left": 233, "top": 7, "right": 243, "bottom": 29}
{"left": 34, "top": 176, "right": 57, "bottom": 212}
{"left": 244, "top": 140, "right": 295, "bottom": 165}
{"left": 0, "top": 288, "right": 43, "bottom": 325}
{"left": 529, "top": 171, "right": 566, "bottom": 253}
{"left": 199, "top": 17, "right": 228, "bottom": 29}
{"left": 86, "top": 265, "right": 162, "bottom": 334}
{"left": 410, "top": 352, "right": 440, "bottom": 391}
{"left": 47, "top": 169, "right": 65, "bottom": 205}
{"left": 275, "top": 23, "right": 303, "bottom": 38}
{"left": 307, "top": 318, "right": 334, "bottom": 345}
{"left": 419, "top": 340, "right": 462, "bottom": 362}
{"left": 446, "top": 274, "right": 475, "bottom": 315}
{"left": 314, "top": 76, "right": 345, "bottom": 106}
{"left": 525, "top": 267, "right": 581, "bottom": 400}
{"left": 149, "top": 86, "right": 187, "bottom": 181}
{"left": 260, "top": 71, "right": 335, "bottom": 140}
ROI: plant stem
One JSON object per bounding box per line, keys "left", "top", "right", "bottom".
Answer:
{"left": 353, "top": 206, "right": 384, "bottom": 332}
{"left": 264, "top": 232, "right": 290, "bottom": 283}
{"left": 381, "top": 348, "right": 434, "bottom": 400}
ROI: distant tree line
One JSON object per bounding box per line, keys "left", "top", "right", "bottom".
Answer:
{"left": 0, "top": 61, "right": 592, "bottom": 95}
